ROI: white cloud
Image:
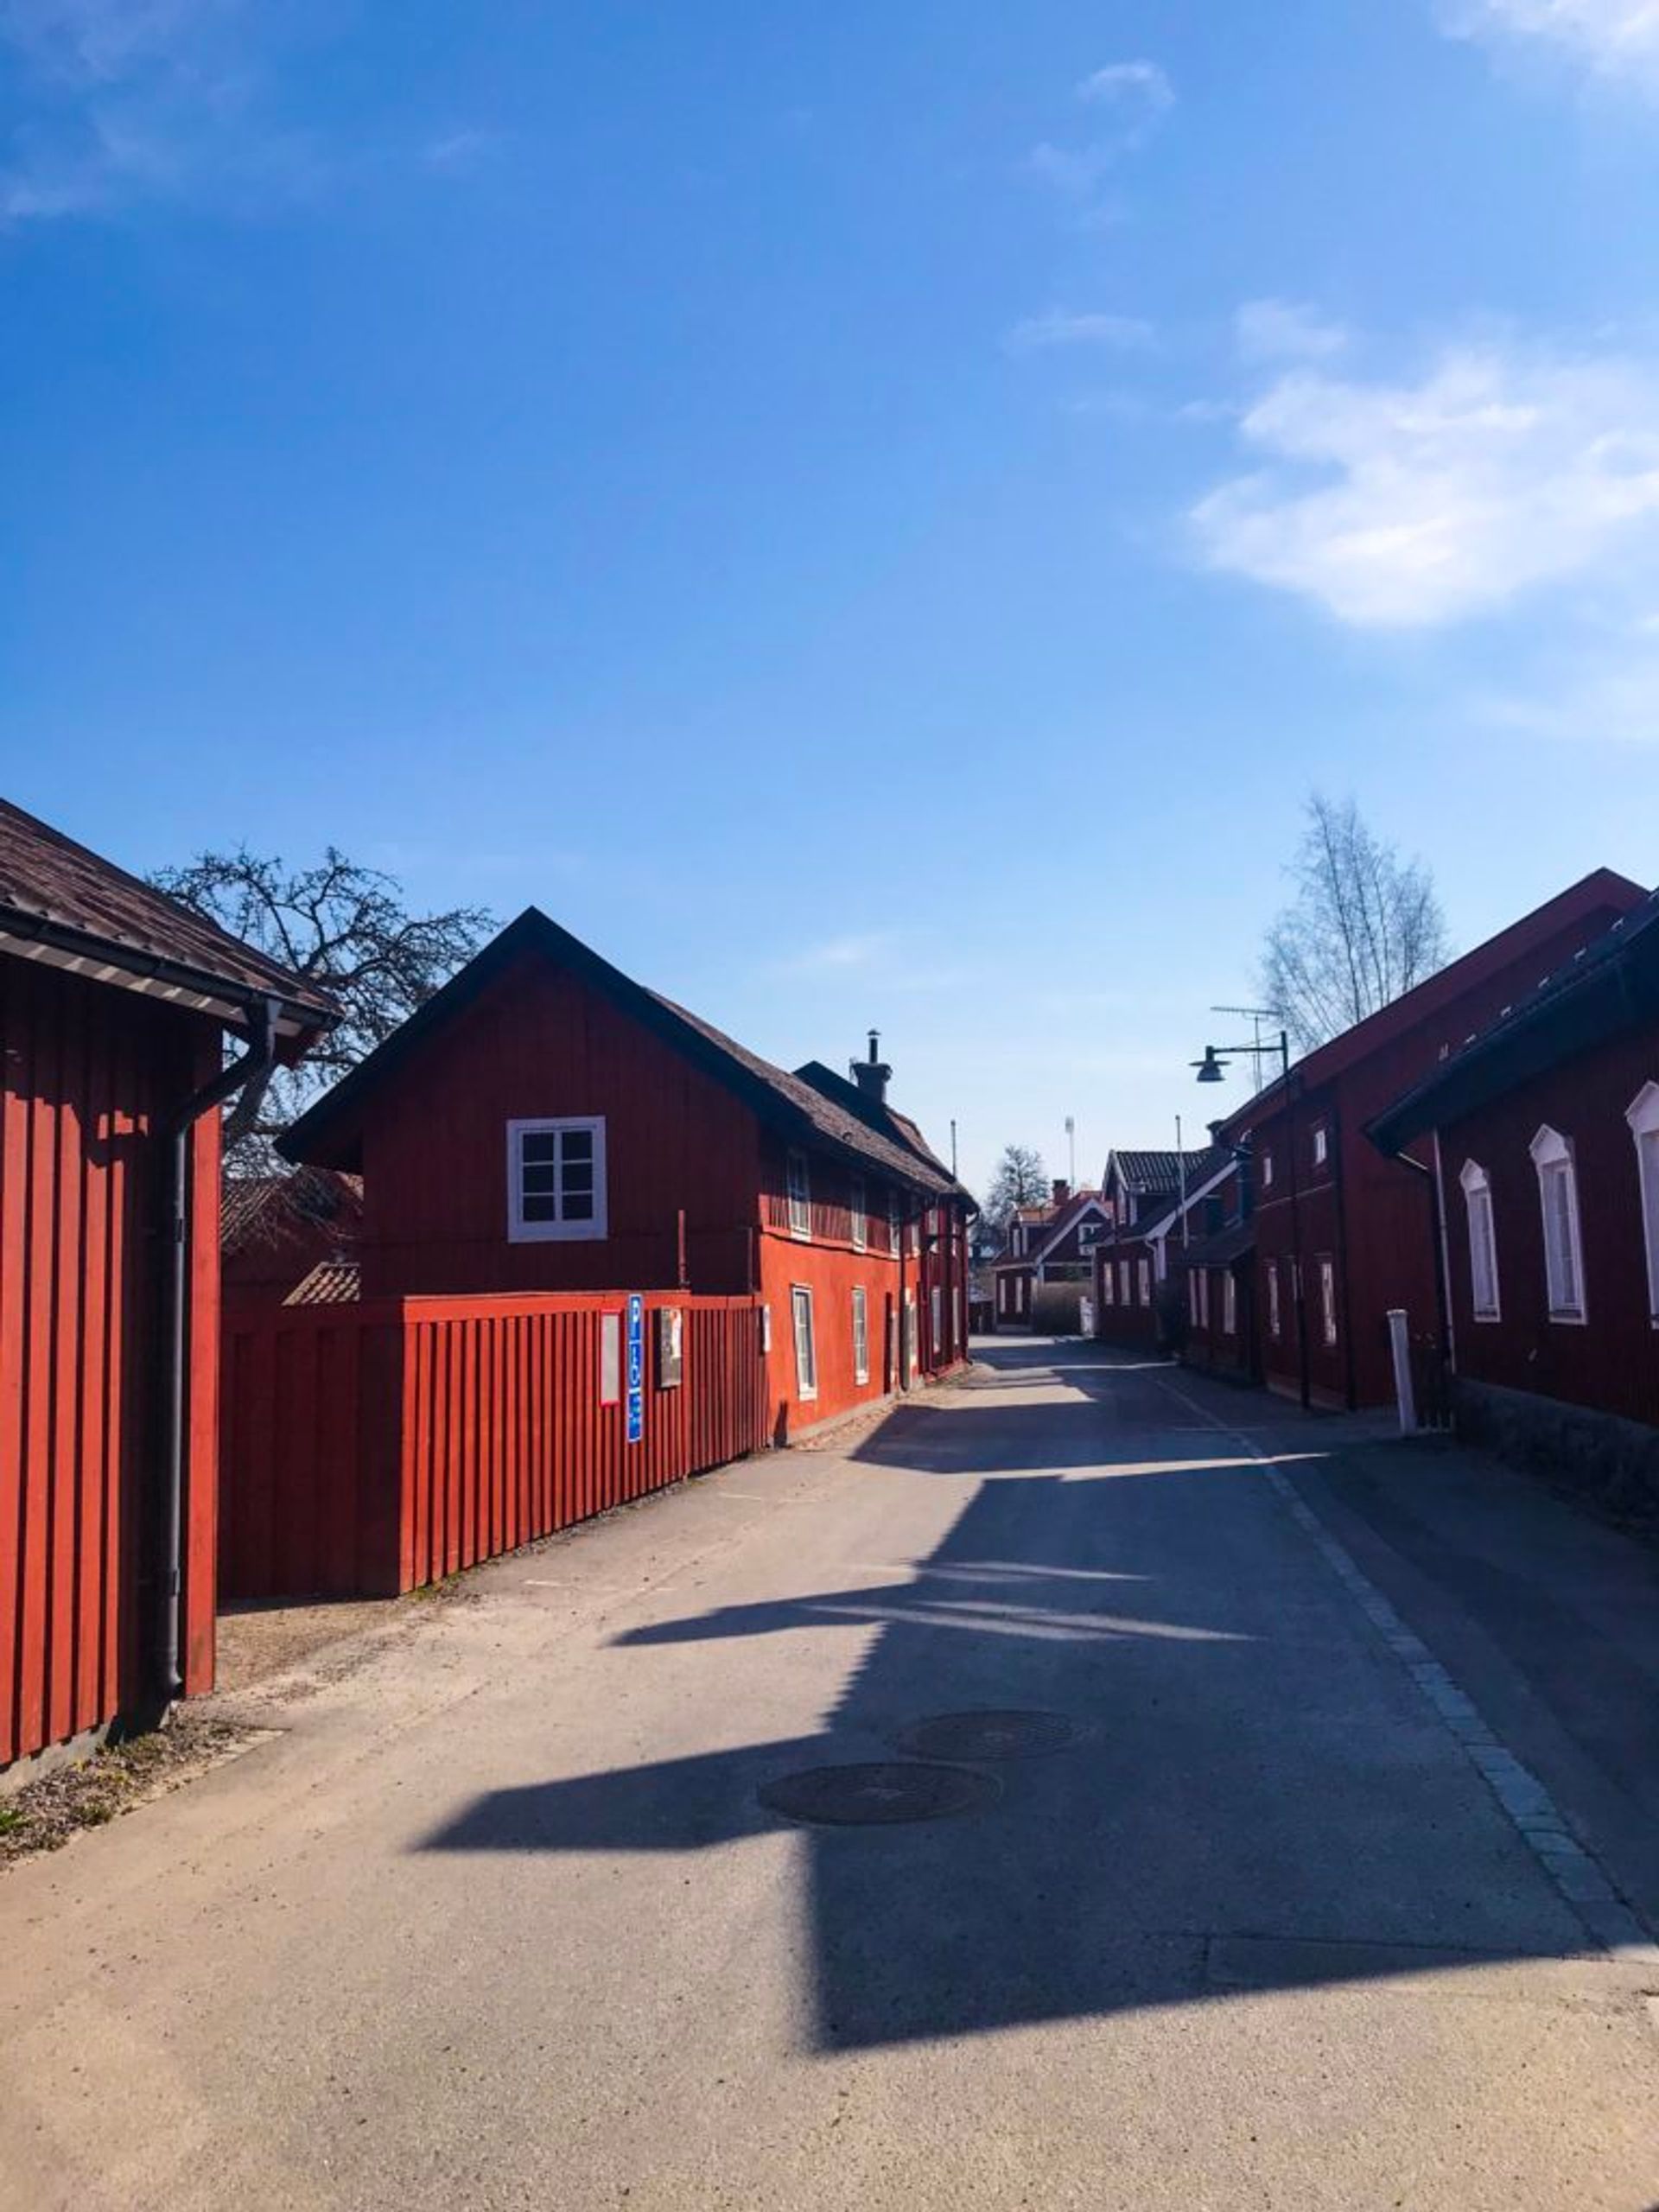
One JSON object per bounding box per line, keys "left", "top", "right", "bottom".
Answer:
{"left": 1192, "top": 340, "right": 1659, "bottom": 627}
{"left": 1443, "top": 0, "right": 1659, "bottom": 91}
{"left": 1077, "top": 60, "right": 1176, "bottom": 130}
{"left": 773, "top": 933, "right": 897, "bottom": 976}
{"left": 1235, "top": 298, "right": 1348, "bottom": 364}
{"left": 1026, "top": 55, "right": 1173, "bottom": 212}
{"left": 1004, "top": 308, "right": 1155, "bottom": 356}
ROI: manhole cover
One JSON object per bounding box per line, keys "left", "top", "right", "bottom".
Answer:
{"left": 757, "top": 1761, "right": 999, "bottom": 1827}
{"left": 891, "top": 1710, "right": 1081, "bottom": 1762}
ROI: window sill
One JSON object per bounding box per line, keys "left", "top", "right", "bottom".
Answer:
{"left": 509, "top": 1224, "right": 607, "bottom": 1243}
{"left": 1546, "top": 1310, "right": 1588, "bottom": 1326}
{"left": 1471, "top": 1310, "right": 1502, "bottom": 1325}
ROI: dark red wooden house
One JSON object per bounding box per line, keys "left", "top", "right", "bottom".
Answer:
{"left": 1370, "top": 890, "right": 1659, "bottom": 1507}
{"left": 222, "top": 1166, "right": 362, "bottom": 1309}
{"left": 0, "top": 799, "right": 331, "bottom": 1773}
{"left": 1216, "top": 870, "right": 1646, "bottom": 1410}
{"left": 280, "top": 909, "right": 973, "bottom": 1443}
{"left": 1092, "top": 1147, "right": 1230, "bottom": 1355}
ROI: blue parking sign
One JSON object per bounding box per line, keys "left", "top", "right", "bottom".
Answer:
{"left": 626, "top": 1294, "right": 645, "bottom": 1446}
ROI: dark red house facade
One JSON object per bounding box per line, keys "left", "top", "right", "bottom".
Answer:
{"left": 1092, "top": 1148, "right": 1229, "bottom": 1354}
{"left": 1370, "top": 893, "right": 1659, "bottom": 1504}
{"left": 991, "top": 1183, "right": 1104, "bottom": 1327}
{"left": 0, "top": 799, "right": 331, "bottom": 1772}
{"left": 1217, "top": 871, "right": 1647, "bottom": 1411}
{"left": 282, "top": 910, "right": 973, "bottom": 1439}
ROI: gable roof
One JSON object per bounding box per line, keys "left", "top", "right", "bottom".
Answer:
{"left": 1370, "top": 887, "right": 1659, "bottom": 1153}
{"left": 280, "top": 906, "right": 962, "bottom": 1198}
{"left": 1104, "top": 1148, "right": 1215, "bottom": 1198}
{"left": 1219, "top": 868, "right": 1648, "bottom": 1138}
{"left": 0, "top": 798, "right": 335, "bottom": 1039}
{"left": 791, "top": 1058, "right": 958, "bottom": 1184}
{"left": 222, "top": 1167, "right": 363, "bottom": 1255}
{"left": 1022, "top": 1190, "right": 1107, "bottom": 1268}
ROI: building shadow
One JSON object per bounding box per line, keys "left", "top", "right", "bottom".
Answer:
{"left": 419, "top": 1421, "right": 1607, "bottom": 2050}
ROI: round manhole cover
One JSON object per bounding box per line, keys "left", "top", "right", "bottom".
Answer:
{"left": 757, "top": 1761, "right": 999, "bottom": 1827}
{"left": 891, "top": 1710, "right": 1081, "bottom": 1762}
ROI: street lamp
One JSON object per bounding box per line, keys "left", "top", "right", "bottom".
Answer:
{"left": 1190, "top": 1023, "right": 1310, "bottom": 1412}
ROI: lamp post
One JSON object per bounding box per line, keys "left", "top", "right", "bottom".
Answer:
{"left": 1191, "top": 1026, "right": 1310, "bottom": 1412}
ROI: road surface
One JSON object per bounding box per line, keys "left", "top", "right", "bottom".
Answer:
{"left": 3, "top": 1338, "right": 1657, "bottom": 2210}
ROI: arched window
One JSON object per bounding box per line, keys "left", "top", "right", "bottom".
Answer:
{"left": 1529, "top": 1126, "right": 1586, "bottom": 1322}
{"left": 1459, "top": 1160, "right": 1501, "bottom": 1322}
{"left": 1625, "top": 1082, "right": 1659, "bottom": 1323}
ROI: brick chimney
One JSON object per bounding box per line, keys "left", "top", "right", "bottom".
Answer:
{"left": 851, "top": 1028, "right": 892, "bottom": 1105}
{"left": 1052, "top": 1179, "right": 1070, "bottom": 1207}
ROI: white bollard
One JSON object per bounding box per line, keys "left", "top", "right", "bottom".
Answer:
{"left": 1387, "top": 1309, "right": 1417, "bottom": 1435}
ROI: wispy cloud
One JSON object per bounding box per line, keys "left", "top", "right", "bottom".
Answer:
{"left": 1003, "top": 308, "right": 1155, "bottom": 357}
{"left": 1191, "top": 335, "right": 1659, "bottom": 627}
{"left": 1441, "top": 0, "right": 1659, "bottom": 95}
{"left": 1235, "top": 298, "right": 1348, "bottom": 364}
{"left": 772, "top": 932, "right": 898, "bottom": 977}
{"left": 1026, "top": 55, "right": 1173, "bottom": 219}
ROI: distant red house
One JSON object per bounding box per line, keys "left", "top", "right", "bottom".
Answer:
{"left": 281, "top": 910, "right": 973, "bottom": 1437}
{"left": 1092, "top": 1148, "right": 1230, "bottom": 1354}
{"left": 991, "top": 1182, "right": 1104, "bottom": 1327}
{"left": 1217, "top": 871, "right": 1647, "bottom": 1410}
{"left": 1370, "top": 891, "right": 1659, "bottom": 1510}
{"left": 0, "top": 799, "right": 331, "bottom": 1771}
{"left": 221, "top": 1166, "right": 362, "bottom": 1308}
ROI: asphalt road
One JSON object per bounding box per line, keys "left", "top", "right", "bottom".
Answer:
{"left": 3, "top": 1338, "right": 1657, "bottom": 2211}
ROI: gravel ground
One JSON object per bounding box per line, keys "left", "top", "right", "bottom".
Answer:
{"left": 0, "top": 1714, "right": 258, "bottom": 1869}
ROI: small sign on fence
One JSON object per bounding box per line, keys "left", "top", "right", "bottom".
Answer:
{"left": 626, "top": 1294, "right": 645, "bottom": 1445}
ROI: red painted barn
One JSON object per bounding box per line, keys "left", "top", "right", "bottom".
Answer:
{"left": 0, "top": 800, "right": 331, "bottom": 1772}
{"left": 1217, "top": 871, "right": 1647, "bottom": 1411}
{"left": 1370, "top": 891, "right": 1659, "bottom": 1509}
{"left": 280, "top": 910, "right": 973, "bottom": 1440}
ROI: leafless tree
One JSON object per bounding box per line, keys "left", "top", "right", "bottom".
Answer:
{"left": 984, "top": 1144, "right": 1049, "bottom": 1235}
{"left": 1260, "top": 794, "right": 1451, "bottom": 1052}
{"left": 152, "top": 846, "right": 493, "bottom": 1173}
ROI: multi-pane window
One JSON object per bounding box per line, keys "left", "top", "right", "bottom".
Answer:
{"left": 1222, "top": 1273, "right": 1237, "bottom": 1336}
{"left": 852, "top": 1287, "right": 870, "bottom": 1384}
{"left": 1530, "top": 1126, "right": 1586, "bottom": 1320}
{"left": 1460, "top": 1160, "right": 1501, "bottom": 1322}
{"left": 1319, "top": 1258, "right": 1338, "bottom": 1346}
{"left": 786, "top": 1149, "right": 811, "bottom": 1238}
{"left": 1266, "top": 1262, "right": 1281, "bottom": 1338}
{"left": 850, "top": 1175, "right": 868, "bottom": 1252}
{"left": 791, "top": 1285, "right": 817, "bottom": 1400}
{"left": 1625, "top": 1084, "right": 1659, "bottom": 1323}
{"left": 507, "top": 1117, "right": 607, "bottom": 1242}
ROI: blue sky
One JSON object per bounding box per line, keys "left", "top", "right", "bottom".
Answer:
{"left": 5, "top": 1, "right": 1659, "bottom": 1198}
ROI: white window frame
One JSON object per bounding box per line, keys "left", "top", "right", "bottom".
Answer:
{"left": 1101, "top": 1265, "right": 1115, "bottom": 1307}
{"left": 1626, "top": 1083, "right": 1659, "bottom": 1325}
{"left": 849, "top": 1174, "right": 868, "bottom": 1253}
{"left": 506, "top": 1116, "right": 607, "bottom": 1243}
{"left": 1222, "top": 1272, "right": 1237, "bottom": 1336}
{"left": 1266, "top": 1262, "right": 1281, "bottom": 1339}
{"left": 1312, "top": 1124, "right": 1329, "bottom": 1169}
{"left": 790, "top": 1284, "right": 817, "bottom": 1400}
{"left": 1262, "top": 1150, "right": 1274, "bottom": 1192}
{"left": 1118, "top": 1259, "right": 1131, "bottom": 1305}
{"left": 1530, "top": 1125, "right": 1586, "bottom": 1323}
{"left": 930, "top": 1285, "right": 942, "bottom": 1360}
{"left": 888, "top": 1188, "right": 903, "bottom": 1254}
{"left": 1319, "top": 1257, "right": 1338, "bottom": 1347}
{"left": 786, "top": 1148, "right": 811, "bottom": 1240}
{"left": 1137, "top": 1257, "right": 1150, "bottom": 1306}
{"left": 852, "top": 1286, "right": 870, "bottom": 1384}
{"left": 1459, "top": 1159, "right": 1502, "bottom": 1323}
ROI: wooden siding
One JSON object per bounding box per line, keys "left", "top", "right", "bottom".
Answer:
{"left": 355, "top": 952, "right": 763, "bottom": 1298}
{"left": 1, "top": 957, "right": 221, "bottom": 1768}
{"left": 220, "top": 1292, "right": 769, "bottom": 1602}
{"left": 1437, "top": 1030, "right": 1659, "bottom": 1429}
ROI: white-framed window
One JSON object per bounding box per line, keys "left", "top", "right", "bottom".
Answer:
{"left": 506, "top": 1116, "right": 607, "bottom": 1242}
{"left": 1118, "top": 1259, "right": 1131, "bottom": 1304}
{"left": 905, "top": 1287, "right": 918, "bottom": 1376}
{"left": 849, "top": 1175, "right": 867, "bottom": 1252}
{"left": 1459, "top": 1159, "right": 1501, "bottom": 1323}
{"left": 1262, "top": 1151, "right": 1275, "bottom": 1191}
{"left": 1137, "top": 1258, "right": 1150, "bottom": 1306}
{"left": 1267, "top": 1262, "right": 1281, "bottom": 1339}
{"left": 931, "top": 1285, "right": 942, "bottom": 1358}
{"left": 1222, "top": 1272, "right": 1237, "bottom": 1336}
{"left": 1319, "top": 1257, "right": 1338, "bottom": 1346}
{"left": 1626, "top": 1083, "right": 1659, "bottom": 1324}
{"left": 852, "top": 1286, "right": 870, "bottom": 1384}
{"left": 1530, "top": 1125, "right": 1586, "bottom": 1321}
{"left": 786, "top": 1148, "right": 811, "bottom": 1239}
{"left": 888, "top": 1187, "right": 902, "bottom": 1253}
{"left": 1313, "top": 1125, "right": 1329, "bottom": 1169}
{"left": 1102, "top": 1265, "right": 1115, "bottom": 1307}
{"left": 791, "top": 1285, "right": 817, "bottom": 1400}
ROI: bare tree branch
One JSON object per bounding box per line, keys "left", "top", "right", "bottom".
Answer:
{"left": 151, "top": 845, "right": 493, "bottom": 1176}
{"left": 1259, "top": 794, "right": 1452, "bottom": 1053}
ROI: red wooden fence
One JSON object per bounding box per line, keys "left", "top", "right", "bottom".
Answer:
{"left": 220, "top": 1292, "right": 767, "bottom": 1602}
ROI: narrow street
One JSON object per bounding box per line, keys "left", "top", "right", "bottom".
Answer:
{"left": 3, "top": 1338, "right": 1657, "bottom": 2212}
